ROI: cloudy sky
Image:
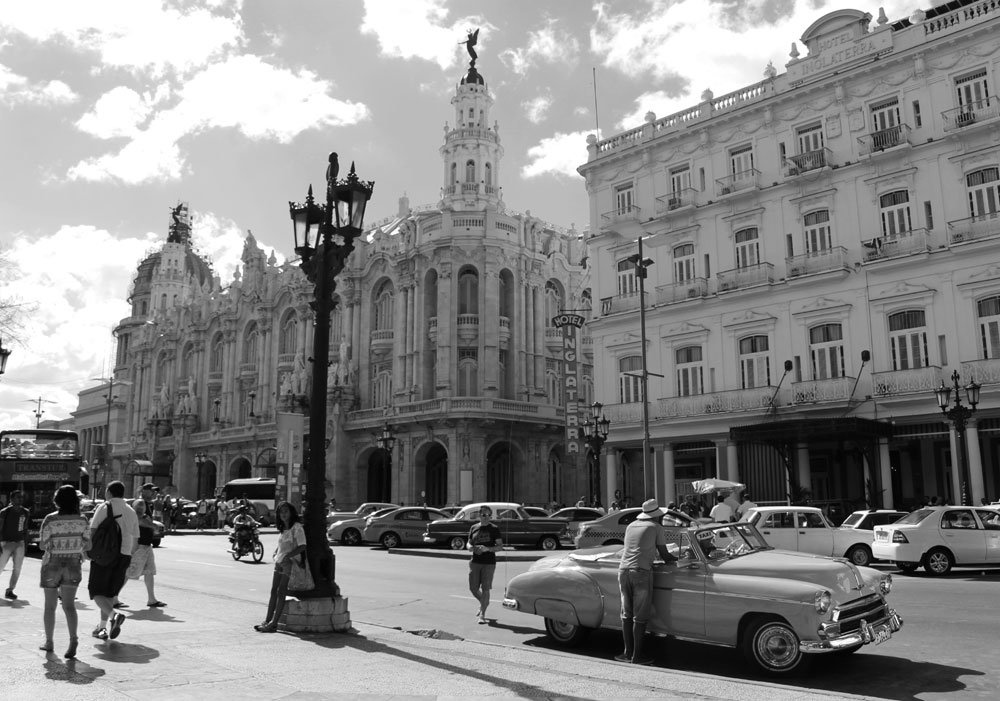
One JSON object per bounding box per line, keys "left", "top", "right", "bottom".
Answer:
{"left": 0, "top": 0, "right": 915, "bottom": 428}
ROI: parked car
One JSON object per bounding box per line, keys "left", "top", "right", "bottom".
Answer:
{"left": 328, "top": 507, "right": 397, "bottom": 546}
{"left": 423, "top": 502, "right": 569, "bottom": 550}
{"left": 363, "top": 506, "right": 451, "bottom": 548}
{"left": 743, "top": 505, "right": 894, "bottom": 567}
{"left": 573, "top": 507, "right": 697, "bottom": 549}
{"left": 326, "top": 502, "right": 398, "bottom": 526}
{"left": 872, "top": 506, "right": 1000, "bottom": 575}
{"left": 503, "top": 521, "right": 903, "bottom": 676}
{"left": 549, "top": 507, "right": 606, "bottom": 542}
{"left": 438, "top": 506, "right": 462, "bottom": 518}
{"left": 522, "top": 506, "right": 551, "bottom": 518}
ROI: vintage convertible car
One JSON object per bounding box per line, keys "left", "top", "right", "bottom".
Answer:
{"left": 502, "top": 522, "right": 903, "bottom": 675}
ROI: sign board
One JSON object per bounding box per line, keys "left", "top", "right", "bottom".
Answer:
{"left": 552, "top": 313, "right": 586, "bottom": 461}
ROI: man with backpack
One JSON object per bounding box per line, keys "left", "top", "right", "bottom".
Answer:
{"left": 87, "top": 481, "right": 139, "bottom": 641}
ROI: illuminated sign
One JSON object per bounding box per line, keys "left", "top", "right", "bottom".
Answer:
{"left": 552, "top": 314, "right": 586, "bottom": 456}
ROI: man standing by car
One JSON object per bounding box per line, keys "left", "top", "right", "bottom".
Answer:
{"left": 709, "top": 493, "right": 734, "bottom": 523}
{"left": 617, "top": 499, "right": 675, "bottom": 665}
{"left": 466, "top": 506, "right": 502, "bottom": 624}
{"left": 0, "top": 490, "right": 30, "bottom": 600}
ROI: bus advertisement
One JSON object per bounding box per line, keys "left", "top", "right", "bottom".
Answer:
{"left": 0, "top": 429, "right": 85, "bottom": 547}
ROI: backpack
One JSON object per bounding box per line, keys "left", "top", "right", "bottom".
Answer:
{"left": 87, "top": 501, "right": 122, "bottom": 567}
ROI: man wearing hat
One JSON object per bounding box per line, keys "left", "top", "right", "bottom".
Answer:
{"left": 616, "top": 498, "right": 676, "bottom": 665}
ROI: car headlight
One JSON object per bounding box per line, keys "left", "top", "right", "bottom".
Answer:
{"left": 814, "top": 590, "right": 832, "bottom": 614}
{"left": 879, "top": 574, "right": 892, "bottom": 595}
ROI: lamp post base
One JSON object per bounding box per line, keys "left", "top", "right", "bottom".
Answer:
{"left": 276, "top": 595, "right": 351, "bottom": 633}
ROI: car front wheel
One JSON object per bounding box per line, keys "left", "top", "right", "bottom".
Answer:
{"left": 341, "top": 528, "right": 361, "bottom": 546}
{"left": 381, "top": 532, "right": 401, "bottom": 549}
{"left": 543, "top": 617, "right": 591, "bottom": 647}
{"left": 846, "top": 544, "right": 872, "bottom": 567}
{"left": 448, "top": 536, "right": 466, "bottom": 550}
{"left": 538, "top": 535, "right": 559, "bottom": 551}
{"left": 924, "top": 547, "right": 953, "bottom": 576}
{"left": 742, "top": 617, "right": 808, "bottom": 676}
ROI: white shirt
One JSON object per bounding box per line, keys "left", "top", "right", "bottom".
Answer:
{"left": 736, "top": 500, "right": 758, "bottom": 519}
{"left": 709, "top": 502, "right": 734, "bottom": 523}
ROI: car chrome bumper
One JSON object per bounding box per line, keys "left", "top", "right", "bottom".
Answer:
{"left": 802, "top": 609, "right": 903, "bottom": 653}
{"left": 501, "top": 597, "right": 518, "bottom": 610}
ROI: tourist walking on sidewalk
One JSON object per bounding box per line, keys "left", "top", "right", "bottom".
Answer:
{"left": 87, "top": 481, "right": 139, "bottom": 641}
{"left": 121, "top": 499, "right": 166, "bottom": 608}
{"left": 0, "top": 490, "right": 30, "bottom": 600}
{"left": 617, "top": 499, "right": 676, "bottom": 665}
{"left": 467, "top": 505, "right": 502, "bottom": 624}
{"left": 255, "top": 501, "right": 306, "bottom": 632}
{"left": 38, "top": 485, "right": 91, "bottom": 658}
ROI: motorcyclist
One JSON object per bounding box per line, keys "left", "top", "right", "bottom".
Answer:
{"left": 230, "top": 506, "right": 259, "bottom": 553}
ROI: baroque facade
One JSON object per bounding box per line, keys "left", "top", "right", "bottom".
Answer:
{"left": 87, "top": 57, "right": 592, "bottom": 508}
{"left": 580, "top": 2, "right": 1000, "bottom": 512}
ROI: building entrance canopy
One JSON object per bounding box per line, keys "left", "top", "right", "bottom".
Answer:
{"left": 729, "top": 417, "right": 893, "bottom": 444}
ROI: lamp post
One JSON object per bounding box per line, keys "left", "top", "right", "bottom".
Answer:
{"left": 213, "top": 397, "right": 222, "bottom": 424}
{"left": 581, "top": 402, "right": 611, "bottom": 506}
{"left": 194, "top": 452, "right": 208, "bottom": 498}
{"left": 0, "top": 336, "right": 11, "bottom": 376}
{"left": 375, "top": 422, "right": 395, "bottom": 503}
{"left": 248, "top": 390, "right": 257, "bottom": 420}
{"left": 93, "top": 377, "right": 131, "bottom": 491}
{"left": 934, "top": 370, "right": 981, "bottom": 506}
{"left": 288, "top": 152, "right": 373, "bottom": 597}
{"left": 627, "top": 239, "right": 655, "bottom": 499}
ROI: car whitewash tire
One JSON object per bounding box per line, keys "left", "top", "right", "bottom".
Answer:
{"left": 741, "top": 616, "right": 808, "bottom": 675}
{"left": 543, "top": 617, "right": 591, "bottom": 647}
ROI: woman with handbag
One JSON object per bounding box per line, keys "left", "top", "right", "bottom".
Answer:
{"left": 254, "top": 501, "right": 307, "bottom": 633}
{"left": 38, "top": 485, "right": 91, "bottom": 658}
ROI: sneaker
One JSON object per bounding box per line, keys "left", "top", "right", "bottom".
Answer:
{"left": 92, "top": 627, "right": 108, "bottom": 640}
{"left": 477, "top": 613, "right": 486, "bottom": 624}
{"left": 4, "top": 590, "right": 16, "bottom": 600}
{"left": 614, "top": 653, "right": 632, "bottom": 662}
{"left": 108, "top": 612, "right": 125, "bottom": 639}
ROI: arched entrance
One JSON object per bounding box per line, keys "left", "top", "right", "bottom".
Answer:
{"left": 366, "top": 451, "right": 392, "bottom": 502}
{"left": 486, "top": 442, "right": 520, "bottom": 502}
{"left": 424, "top": 444, "right": 448, "bottom": 506}
{"left": 197, "top": 461, "right": 216, "bottom": 499}
{"left": 232, "top": 457, "right": 252, "bottom": 480}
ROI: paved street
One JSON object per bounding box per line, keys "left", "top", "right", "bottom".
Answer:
{"left": 3, "top": 530, "right": 998, "bottom": 700}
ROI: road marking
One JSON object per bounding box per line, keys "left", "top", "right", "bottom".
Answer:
{"left": 176, "top": 559, "right": 233, "bottom": 568}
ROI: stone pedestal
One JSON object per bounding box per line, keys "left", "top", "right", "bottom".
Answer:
{"left": 277, "top": 595, "right": 351, "bottom": 633}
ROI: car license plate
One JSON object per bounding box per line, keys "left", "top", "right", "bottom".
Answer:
{"left": 871, "top": 624, "right": 892, "bottom": 645}
{"left": 875, "top": 531, "right": 887, "bottom": 542}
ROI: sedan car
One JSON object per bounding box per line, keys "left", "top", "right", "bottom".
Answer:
{"left": 549, "top": 507, "right": 605, "bottom": 542}
{"left": 504, "top": 522, "right": 903, "bottom": 676}
{"left": 872, "top": 506, "right": 1000, "bottom": 575}
{"left": 326, "top": 502, "right": 398, "bottom": 526}
{"left": 573, "top": 507, "right": 696, "bottom": 549}
{"left": 328, "top": 507, "right": 396, "bottom": 546}
{"left": 363, "top": 507, "right": 450, "bottom": 548}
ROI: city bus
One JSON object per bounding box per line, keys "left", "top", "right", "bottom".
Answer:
{"left": 220, "top": 477, "right": 277, "bottom": 525}
{"left": 0, "top": 429, "right": 85, "bottom": 548}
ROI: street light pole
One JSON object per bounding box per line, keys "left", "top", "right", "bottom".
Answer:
{"left": 289, "top": 153, "right": 373, "bottom": 598}
{"left": 581, "top": 402, "right": 611, "bottom": 506}
{"left": 627, "top": 238, "right": 655, "bottom": 499}
{"left": 93, "top": 377, "right": 132, "bottom": 494}
{"left": 375, "top": 422, "right": 395, "bottom": 503}
{"left": 934, "top": 370, "right": 981, "bottom": 506}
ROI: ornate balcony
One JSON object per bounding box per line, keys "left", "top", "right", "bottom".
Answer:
{"left": 715, "top": 169, "right": 760, "bottom": 198}
{"left": 599, "top": 292, "right": 645, "bottom": 315}
{"left": 947, "top": 213, "right": 1000, "bottom": 245}
{"left": 857, "top": 124, "right": 911, "bottom": 156}
{"left": 654, "top": 188, "right": 698, "bottom": 215}
{"left": 942, "top": 99, "right": 1000, "bottom": 132}
{"left": 791, "top": 376, "right": 856, "bottom": 404}
{"left": 370, "top": 328, "right": 394, "bottom": 356}
{"left": 499, "top": 316, "right": 511, "bottom": 348}
{"left": 785, "top": 147, "right": 832, "bottom": 176}
{"left": 600, "top": 204, "right": 642, "bottom": 234}
{"left": 862, "top": 228, "right": 931, "bottom": 263}
{"left": 657, "top": 386, "right": 777, "bottom": 418}
{"left": 872, "top": 366, "right": 942, "bottom": 397}
{"left": 239, "top": 362, "right": 257, "bottom": 377}
{"left": 717, "top": 262, "right": 775, "bottom": 293}
{"left": 960, "top": 358, "right": 1000, "bottom": 386}
{"left": 655, "top": 278, "right": 708, "bottom": 305}
{"left": 786, "top": 246, "right": 850, "bottom": 278}
{"left": 456, "top": 313, "right": 479, "bottom": 345}
{"left": 277, "top": 353, "right": 296, "bottom": 369}
{"left": 427, "top": 316, "right": 437, "bottom": 343}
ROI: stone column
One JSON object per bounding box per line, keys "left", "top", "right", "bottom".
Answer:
{"left": 605, "top": 449, "right": 618, "bottom": 507}
{"left": 878, "top": 438, "right": 893, "bottom": 509}
{"left": 947, "top": 426, "right": 962, "bottom": 504}
{"left": 727, "top": 442, "right": 739, "bottom": 483}
{"left": 966, "top": 419, "right": 985, "bottom": 506}
{"left": 662, "top": 443, "right": 676, "bottom": 507}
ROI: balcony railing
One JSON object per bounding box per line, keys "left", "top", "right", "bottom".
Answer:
{"left": 657, "top": 386, "right": 777, "bottom": 417}
{"left": 862, "top": 228, "right": 931, "bottom": 263}
{"left": 715, "top": 169, "right": 760, "bottom": 197}
{"left": 942, "top": 99, "right": 1000, "bottom": 132}
{"left": 785, "top": 147, "right": 832, "bottom": 175}
{"left": 947, "top": 213, "right": 1000, "bottom": 245}
{"left": 786, "top": 246, "right": 850, "bottom": 278}
{"left": 239, "top": 362, "right": 257, "bottom": 376}
{"left": 717, "top": 262, "right": 774, "bottom": 292}
{"left": 857, "top": 124, "right": 911, "bottom": 155}
{"left": 457, "top": 314, "right": 479, "bottom": 327}
{"left": 791, "top": 376, "right": 856, "bottom": 404}
{"left": 656, "top": 278, "right": 708, "bottom": 305}
{"left": 600, "top": 292, "right": 646, "bottom": 315}
{"left": 600, "top": 204, "right": 642, "bottom": 229}
{"left": 960, "top": 358, "right": 1000, "bottom": 386}
{"left": 370, "top": 329, "right": 394, "bottom": 341}
{"left": 277, "top": 353, "right": 296, "bottom": 368}
{"left": 654, "top": 188, "right": 698, "bottom": 214}
{"left": 872, "top": 366, "right": 942, "bottom": 397}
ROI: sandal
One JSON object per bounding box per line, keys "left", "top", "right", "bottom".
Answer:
{"left": 65, "top": 638, "right": 78, "bottom": 659}
{"left": 147, "top": 601, "right": 167, "bottom": 607}
{"left": 255, "top": 622, "right": 277, "bottom": 633}
{"left": 39, "top": 642, "right": 54, "bottom": 652}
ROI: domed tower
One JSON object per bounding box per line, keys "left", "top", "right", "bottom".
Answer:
{"left": 440, "top": 31, "right": 503, "bottom": 211}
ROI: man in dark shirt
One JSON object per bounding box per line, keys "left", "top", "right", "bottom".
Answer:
{"left": 467, "top": 505, "right": 503, "bottom": 624}
{"left": 0, "top": 490, "right": 30, "bottom": 599}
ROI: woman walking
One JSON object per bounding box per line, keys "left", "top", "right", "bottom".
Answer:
{"left": 254, "top": 501, "right": 306, "bottom": 632}
{"left": 121, "top": 499, "right": 166, "bottom": 608}
{"left": 38, "top": 485, "right": 91, "bottom": 658}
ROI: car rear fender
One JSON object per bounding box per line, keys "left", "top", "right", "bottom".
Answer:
{"left": 509, "top": 569, "right": 605, "bottom": 628}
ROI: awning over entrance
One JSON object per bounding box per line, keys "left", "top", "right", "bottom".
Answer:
{"left": 729, "top": 417, "right": 893, "bottom": 444}
{"left": 126, "top": 459, "right": 171, "bottom": 477}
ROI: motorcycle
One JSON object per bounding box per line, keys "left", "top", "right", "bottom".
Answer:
{"left": 228, "top": 511, "right": 264, "bottom": 562}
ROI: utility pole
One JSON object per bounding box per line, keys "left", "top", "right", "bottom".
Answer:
{"left": 26, "top": 396, "right": 57, "bottom": 428}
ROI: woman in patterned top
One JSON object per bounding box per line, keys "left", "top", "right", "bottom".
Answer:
{"left": 38, "top": 484, "right": 91, "bottom": 658}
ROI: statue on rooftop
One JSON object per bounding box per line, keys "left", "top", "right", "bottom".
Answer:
{"left": 460, "top": 28, "right": 479, "bottom": 68}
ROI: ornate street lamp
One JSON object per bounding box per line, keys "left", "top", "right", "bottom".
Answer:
{"left": 213, "top": 397, "right": 222, "bottom": 424}
{"left": 582, "top": 402, "right": 611, "bottom": 506}
{"left": 627, "top": 242, "right": 655, "bottom": 498}
{"left": 248, "top": 390, "right": 257, "bottom": 419}
{"left": 934, "top": 369, "right": 981, "bottom": 505}
{"left": 375, "top": 422, "right": 395, "bottom": 502}
{"left": 288, "top": 152, "right": 373, "bottom": 597}
{"left": 194, "top": 452, "right": 209, "bottom": 498}
{"left": 0, "top": 336, "right": 11, "bottom": 376}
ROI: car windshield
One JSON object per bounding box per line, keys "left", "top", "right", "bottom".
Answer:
{"left": 894, "top": 509, "right": 934, "bottom": 525}
{"left": 679, "top": 523, "right": 770, "bottom": 561}
{"left": 841, "top": 513, "right": 863, "bottom": 527}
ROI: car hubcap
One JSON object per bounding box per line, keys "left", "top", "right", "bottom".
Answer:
{"left": 929, "top": 553, "right": 947, "bottom": 572}
{"left": 550, "top": 621, "right": 576, "bottom": 641}
{"left": 756, "top": 625, "right": 798, "bottom": 669}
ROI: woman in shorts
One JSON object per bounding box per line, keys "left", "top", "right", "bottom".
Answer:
{"left": 254, "top": 501, "right": 306, "bottom": 632}
{"left": 38, "top": 484, "right": 91, "bottom": 658}
{"left": 122, "top": 499, "right": 165, "bottom": 607}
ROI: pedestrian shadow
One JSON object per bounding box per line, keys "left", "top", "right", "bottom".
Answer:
{"left": 485, "top": 619, "right": 539, "bottom": 635}
{"left": 90, "top": 641, "right": 160, "bottom": 665}
{"left": 302, "top": 631, "right": 601, "bottom": 701}
{"left": 126, "top": 608, "right": 182, "bottom": 623}
{"left": 42, "top": 654, "right": 106, "bottom": 684}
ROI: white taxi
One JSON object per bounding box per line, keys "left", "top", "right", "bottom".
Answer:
{"left": 872, "top": 506, "right": 1000, "bottom": 575}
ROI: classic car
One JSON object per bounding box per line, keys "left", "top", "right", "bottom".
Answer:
{"left": 326, "top": 502, "right": 398, "bottom": 526}
{"left": 503, "top": 521, "right": 903, "bottom": 676}
{"left": 573, "top": 507, "right": 697, "bottom": 549}
{"left": 328, "top": 506, "right": 397, "bottom": 546}
{"left": 872, "top": 506, "right": 1000, "bottom": 575}
{"left": 362, "top": 506, "right": 450, "bottom": 548}
{"left": 549, "top": 507, "right": 606, "bottom": 543}
{"left": 422, "top": 501, "right": 569, "bottom": 550}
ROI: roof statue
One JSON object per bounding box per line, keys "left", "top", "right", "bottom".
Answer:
{"left": 461, "top": 28, "right": 479, "bottom": 68}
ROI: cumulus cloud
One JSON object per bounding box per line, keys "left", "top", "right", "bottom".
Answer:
{"left": 76, "top": 86, "right": 154, "bottom": 139}
{"left": 522, "top": 130, "right": 590, "bottom": 180}
{"left": 360, "top": 0, "right": 487, "bottom": 71}
{"left": 500, "top": 20, "right": 580, "bottom": 76}
{"left": 0, "top": 64, "right": 78, "bottom": 105}
{"left": 523, "top": 95, "right": 553, "bottom": 124}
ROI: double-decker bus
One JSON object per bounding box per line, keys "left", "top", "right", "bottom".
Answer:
{"left": 0, "top": 429, "right": 85, "bottom": 548}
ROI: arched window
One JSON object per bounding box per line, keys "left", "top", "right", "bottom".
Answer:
{"left": 809, "top": 323, "right": 844, "bottom": 379}
{"left": 804, "top": 210, "right": 832, "bottom": 253}
{"left": 673, "top": 243, "right": 695, "bottom": 282}
{"left": 210, "top": 334, "right": 224, "bottom": 372}
{"left": 617, "top": 259, "right": 637, "bottom": 296}
{"left": 888, "top": 310, "right": 928, "bottom": 370}
{"left": 485, "top": 162, "right": 492, "bottom": 187}
{"left": 458, "top": 350, "right": 478, "bottom": 396}
{"left": 278, "top": 313, "right": 297, "bottom": 355}
{"left": 544, "top": 281, "right": 561, "bottom": 326}
{"left": 373, "top": 281, "right": 394, "bottom": 331}
{"left": 675, "top": 346, "right": 703, "bottom": 396}
{"left": 465, "top": 159, "right": 476, "bottom": 183}
{"left": 160, "top": 294, "right": 167, "bottom": 310}
{"left": 879, "top": 190, "right": 912, "bottom": 237}
{"left": 739, "top": 335, "right": 770, "bottom": 389}
{"left": 243, "top": 323, "right": 258, "bottom": 363}
{"left": 180, "top": 343, "right": 195, "bottom": 379}
{"left": 450, "top": 162, "right": 457, "bottom": 185}
{"left": 458, "top": 269, "right": 478, "bottom": 315}
{"left": 735, "top": 227, "right": 759, "bottom": 268}
{"left": 978, "top": 295, "right": 1000, "bottom": 359}
{"left": 966, "top": 167, "right": 1000, "bottom": 218}
{"left": 370, "top": 361, "right": 392, "bottom": 408}
{"left": 619, "top": 356, "right": 642, "bottom": 403}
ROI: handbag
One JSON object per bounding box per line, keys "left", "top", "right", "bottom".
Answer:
{"left": 288, "top": 554, "right": 314, "bottom": 591}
